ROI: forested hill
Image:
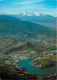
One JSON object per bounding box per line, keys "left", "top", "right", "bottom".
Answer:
{"left": 0, "top": 15, "right": 56, "bottom": 41}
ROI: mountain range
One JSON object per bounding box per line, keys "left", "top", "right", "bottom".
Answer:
{"left": 0, "top": 15, "right": 56, "bottom": 42}
{"left": 9, "top": 12, "right": 56, "bottom": 29}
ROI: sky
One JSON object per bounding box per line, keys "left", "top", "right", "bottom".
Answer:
{"left": 0, "top": 0, "right": 57, "bottom": 17}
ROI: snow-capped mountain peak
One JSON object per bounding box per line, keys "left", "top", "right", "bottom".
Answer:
{"left": 19, "top": 12, "right": 40, "bottom": 16}
{"left": 0, "top": 12, "right": 40, "bottom": 16}
{"left": 34, "top": 12, "right": 40, "bottom": 16}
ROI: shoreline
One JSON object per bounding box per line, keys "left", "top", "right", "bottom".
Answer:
{"left": 43, "top": 74, "right": 56, "bottom": 79}
{"left": 30, "top": 61, "right": 55, "bottom": 69}
{"left": 13, "top": 58, "right": 56, "bottom": 78}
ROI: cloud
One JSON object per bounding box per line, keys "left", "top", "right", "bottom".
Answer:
{"left": 20, "top": 0, "right": 45, "bottom": 4}
{"left": 0, "top": 0, "right": 56, "bottom": 17}
{"left": 14, "top": 0, "right": 45, "bottom": 5}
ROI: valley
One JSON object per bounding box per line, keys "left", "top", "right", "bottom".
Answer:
{"left": 0, "top": 36, "right": 56, "bottom": 60}
{"left": 0, "top": 36, "right": 57, "bottom": 80}
{"left": 0, "top": 15, "right": 56, "bottom": 80}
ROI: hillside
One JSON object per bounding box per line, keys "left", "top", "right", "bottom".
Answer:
{"left": 0, "top": 59, "right": 38, "bottom": 80}
{"left": 0, "top": 15, "right": 55, "bottom": 42}
{"left": 0, "top": 36, "right": 56, "bottom": 60}
{"left": 11, "top": 12, "right": 56, "bottom": 28}
{"left": 0, "top": 15, "right": 56, "bottom": 59}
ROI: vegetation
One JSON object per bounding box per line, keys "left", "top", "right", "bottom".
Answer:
{"left": 0, "top": 60, "right": 38, "bottom": 80}
{"left": 0, "top": 59, "right": 56, "bottom": 80}
{"left": 49, "top": 55, "right": 57, "bottom": 62}
{"left": 0, "top": 15, "right": 54, "bottom": 38}
{"left": 0, "top": 36, "right": 56, "bottom": 60}
{"left": 43, "top": 74, "right": 56, "bottom": 80}
{"left": 31, "top": 58, "right": 54, "bottom": 68}
{"left": 0, "top": 15, "right": 56, "bottom": 80}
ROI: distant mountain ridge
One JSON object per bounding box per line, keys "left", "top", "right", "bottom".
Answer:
{"left": 9, "top": 12, "right": 56, "bottom": 28}
{"left": 0, "top": 15, "right": 56, "bottom": 41}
